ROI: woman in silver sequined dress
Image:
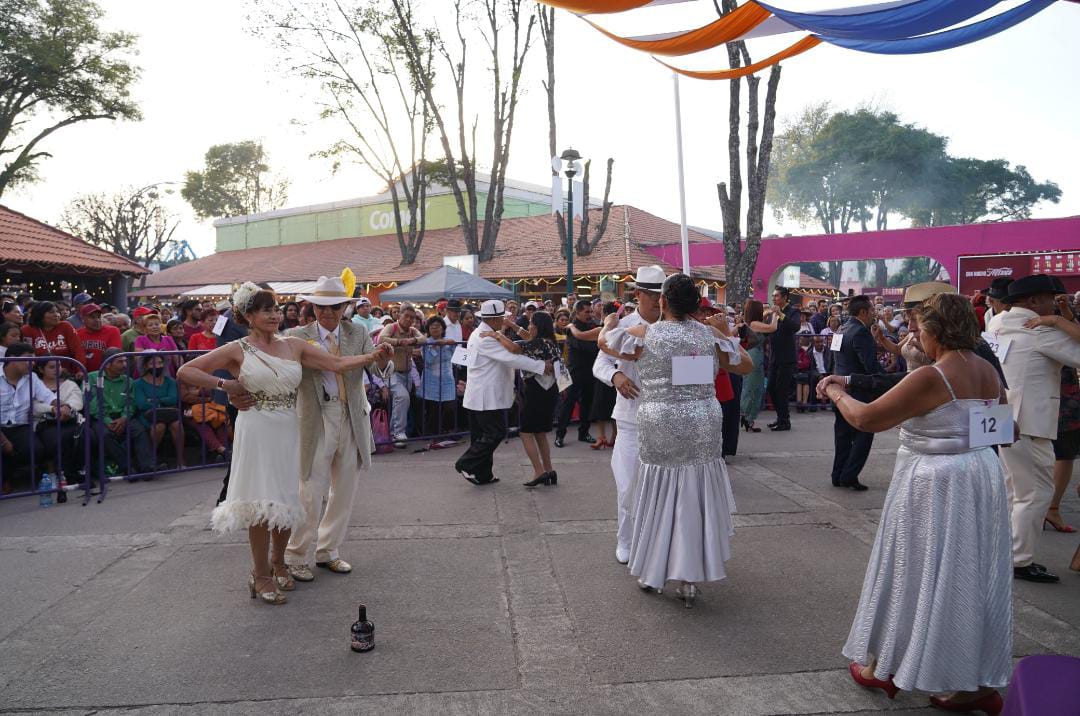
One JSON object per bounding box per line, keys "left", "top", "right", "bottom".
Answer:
{"left": 822, "top": 294, "right": 1012, "bottom": 715}
{"left": 179, "top": 284, "right": 391, "bottom": 605}
{"left": 617, "top": 274, "right": 753, "bottom": 607}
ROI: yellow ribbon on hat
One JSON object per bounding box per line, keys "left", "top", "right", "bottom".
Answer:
{"left": 340, "top": 267, "right": 356, "bottom": 300}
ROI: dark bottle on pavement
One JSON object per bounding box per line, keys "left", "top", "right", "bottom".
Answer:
{"left": 350, "top": 604, "right": 375, "bottom": 652}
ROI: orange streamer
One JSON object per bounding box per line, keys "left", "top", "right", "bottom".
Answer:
{"left": 584, "top": 2, "right": 772, "bottom": 57}
{"left": 539, "top": 0, "right": 656, "bottom": 14}
{"left": 657, "top": 35, "right": 822, "bottom": 80}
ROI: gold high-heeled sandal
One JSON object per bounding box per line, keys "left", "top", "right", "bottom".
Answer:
{"left": 248, "top": 573, "right": 287, "bottom": 604}
{"left": 271, "top": 562, "right": 295, "bottom": 591}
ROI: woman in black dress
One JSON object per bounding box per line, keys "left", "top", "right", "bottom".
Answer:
{"left": 490, "top": 311, "right": 562, "bottom": 487}
{"left": 589, "top": 302, "right": 619, "bottom": 449}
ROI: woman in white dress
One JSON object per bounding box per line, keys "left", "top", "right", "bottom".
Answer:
{"left": 606, "top": 274, "right": 752, "bottom": 607}
{"left": 822, "top": 293, "right": 1011, "bottom": 715}
{"left": 178, "top": 284, "right": 389, "bottom": 605}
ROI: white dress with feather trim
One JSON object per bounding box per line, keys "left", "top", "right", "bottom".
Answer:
{"left": 210, "top": 339, "right": 305, "bottom": 532}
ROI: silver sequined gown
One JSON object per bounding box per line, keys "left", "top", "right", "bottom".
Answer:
{"left": 842, "top": 366, "right": 1012, "bottom": 693}
{"left": 628, "top": 319, "right": 737, "bottom": 589}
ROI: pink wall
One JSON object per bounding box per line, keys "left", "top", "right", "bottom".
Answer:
{"left": 645, "top": 216, "right": 1080, "bottom": 302}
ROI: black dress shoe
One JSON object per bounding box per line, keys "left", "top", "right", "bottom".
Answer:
{"left": 848, "top": 481, "right": 869, "bottom": 492}
{"left": 767, "top": 421, "right": 779, "bottom": 428}
{"left": 554, "top": 436, "right": 566, "bottom": 448}
{"left": 1014, "top": 564, "right": 1059, "bottom": 583}
{"left": 769, "top": 423, "right": 791, "bottom": 432}
{"left": 579, "top": 434, "right": 596, "bottom": 444}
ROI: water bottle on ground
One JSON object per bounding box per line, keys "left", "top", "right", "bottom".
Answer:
{"left": 39, "top": 473, "right": 54, "bottom": 508}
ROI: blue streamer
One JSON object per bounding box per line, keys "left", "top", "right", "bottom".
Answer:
{"left": 813, "top": 0, "right": 1057, "bottom": 54}
{"left": 757, "top": 0, "right": 1003, "bottom": 41}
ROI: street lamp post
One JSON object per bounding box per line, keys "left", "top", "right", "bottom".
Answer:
{"left": 560, "top": 148, "right": 581, "bottom": 301}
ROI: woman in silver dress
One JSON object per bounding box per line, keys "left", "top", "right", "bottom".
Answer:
{"left": 822, "top": 294, "right": 1011, "bottom": 715}
{"left": 614, "top": 274, "right": 752, "bottom": 607}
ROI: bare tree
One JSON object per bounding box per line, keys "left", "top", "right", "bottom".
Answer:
{"left": 392, "top": 0, "right": 536, "bottom": 262}
{"left": 255, "top": 0, "right": 435, "bottom": 265}
{"left": 715, "top": 0, "right": 783, "bottom": 305}
{"left": 61, "top": 184, "right": 180, "bottom": 289}
{"left": 539, "top": 7, "right": 613, "bottom": 258}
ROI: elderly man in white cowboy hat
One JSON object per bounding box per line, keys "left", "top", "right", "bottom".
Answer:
{"left": 284, "top": 275, "right": 393, "bottom": 582}
{"left": 593, "top": 265, "right": 665, "bottom": 564}
{"left": 455, "top": 299, "right": 553, "bottom": 486}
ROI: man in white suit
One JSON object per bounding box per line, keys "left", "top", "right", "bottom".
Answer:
{"left": 285, "top": 276, "right": 392, "bottom": 583}
{"left": 593, "top": 266, "right": 665, "bottom": 564}
{"left": 995, "top": 274, "right": 1080, "bottom": 583}
{"left": 455, "top": 300, "right": 552, "bottom": 486}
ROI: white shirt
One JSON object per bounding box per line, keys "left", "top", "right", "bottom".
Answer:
{"left": 444, "top": 318, "right": 463, "bottom": 344}
{"left": 462, "top": 322, "right": 545, "bottom": 411}
{"left": 592, "top": 311, "right": 652, "bottom": 425}
{"left": 812, "top": 348, "right": 827, "bottom": 374}
{"left": 1, "top": 370, "right": 56, "bottom": 427}
{"left": 317, "top": 323, "right": 342, "bottom": 399}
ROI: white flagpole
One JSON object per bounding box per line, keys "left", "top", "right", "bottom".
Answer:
{"left": 672, "top": 72, "right": 690, "bottom": 275}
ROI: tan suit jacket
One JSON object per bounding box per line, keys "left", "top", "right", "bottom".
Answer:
{"left": 995, "top": 307, "right": 1080, "bottom": 440}
{"left": 287, "top": 322, "right": 376, "bottom": 475}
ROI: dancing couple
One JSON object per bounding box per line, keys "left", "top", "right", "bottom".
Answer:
{"left": 179, "top": 277, "right": 391, "bottom": 604}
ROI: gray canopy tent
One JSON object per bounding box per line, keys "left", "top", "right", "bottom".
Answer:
{"left": 378, "top": 266, "right": 514, "bottom": 303}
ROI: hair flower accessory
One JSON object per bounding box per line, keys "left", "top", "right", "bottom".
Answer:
{"left": 232, "top": 282, "right": 261, "bottom": 315}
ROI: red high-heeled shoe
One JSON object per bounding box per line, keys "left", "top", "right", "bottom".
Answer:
{"left": 848, "top": 662, "right": 899, "bottom": 699}
{"left": 929, "top": 690, "right": 1002, "bottom": 715}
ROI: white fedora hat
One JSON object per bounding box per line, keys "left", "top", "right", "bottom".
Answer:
{"left": 479, "top": 299, "right": 506, "bottom": 318}
{"left": 298, "top": 276, "right": 357, "bottom": 306}
{"left": 627, "top": 265, "right": 666, "bottom": 293}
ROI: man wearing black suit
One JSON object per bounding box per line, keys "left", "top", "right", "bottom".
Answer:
{"left": 830, "top": 295, "right": 881, "bottom": 491}
{"left": 767, "top": 286, "right": 802, "bottom": 431}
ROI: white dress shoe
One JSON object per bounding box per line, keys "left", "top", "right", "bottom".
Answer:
{"left": 615, "top": 546, "right": 630, "bottom": 564}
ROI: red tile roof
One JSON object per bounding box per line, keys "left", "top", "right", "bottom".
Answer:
{"left": 142, "top": 205, "right": 718, "bottom": 293}
{"left": 0, "top": 204, "right": 150, "bottom": 276}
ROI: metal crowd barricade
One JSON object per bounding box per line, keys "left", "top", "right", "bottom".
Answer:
{"left": 94, "top": 349, "right": 226, "bottom": 499}
{"left": 0, "top": 355, "right": 94, "bottom": 505}
{"left": 372, "top": 339, "right": 470, "bottom": 449}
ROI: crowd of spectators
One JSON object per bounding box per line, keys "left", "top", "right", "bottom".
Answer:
{"left": 7, "top": 283, "right": 1076, "bottom": 501}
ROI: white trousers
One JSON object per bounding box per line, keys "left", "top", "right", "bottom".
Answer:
{"left": 611, "top": 420, "right": 639, "bottom": 552}
{"left": 286, "top": 402, "right": 360, "bottom": 565}
{"left": 389, "top": 372, "right": 411, "bottom": 439}
{"left": 1000, "top": 434, "right": 1054, "bottom": 568}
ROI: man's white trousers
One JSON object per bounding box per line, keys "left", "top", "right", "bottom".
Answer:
{"left": 286, "top": 401, "right": 360, "bottom": 565}
{"left": 611, "top": 419, "right": 639, "bottom": 553}
{"left": 1001, "top": 434, "right": 1054, "bottom": 568}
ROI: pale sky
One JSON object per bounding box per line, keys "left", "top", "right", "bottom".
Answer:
{"left": 7, "top": 0, "right": 1080, "bottom": 259}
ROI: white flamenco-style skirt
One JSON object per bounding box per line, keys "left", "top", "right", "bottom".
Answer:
{"left": 842, "top": 446, "right": 1013, "bottom": 693}
{"left": 628, "top": 457, "right": 737, "bottom": 589}
{"left": 210, "top": 406, "right": 305, "bottom": 533}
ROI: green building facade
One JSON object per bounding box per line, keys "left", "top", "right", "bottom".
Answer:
{"left": 213, "top": 178, "right": 556, "bottom": 252}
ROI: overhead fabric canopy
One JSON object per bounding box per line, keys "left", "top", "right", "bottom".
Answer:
{"left": 542, "top": 0, "right": 1073, "bottom": 80}
{"left": 377, "top": 266, "right": 514, "bottom": 303}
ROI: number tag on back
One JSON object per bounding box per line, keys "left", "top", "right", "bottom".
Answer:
{"left": 672, "top": 355, "right": 713, "bottom": 385}
{"left": 969, "top": 402, "right": 1013, "bottom": 448}
{"left": 830, "top": 333, "right": 843, "bottom": 352}
{"left": 980, "top": 332, "right": 1011, "bottom": 363}
{"left": 451, "top": 346, "right": 472, "bottom": 367}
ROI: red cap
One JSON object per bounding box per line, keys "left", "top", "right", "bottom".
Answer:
{"left": 436, "top": 300, "right": 448, "bottom": 309}
{"left": 132, "top": 306, "right": 157, "bottom": 318}
{"left": 698, "top": 297, "right": 719, "bottom": 313}
{"left": 78, "top": 303, "right": 103, "bottom": 316}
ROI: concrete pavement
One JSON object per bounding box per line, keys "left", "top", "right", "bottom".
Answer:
{"left": 1, "top": 411, "right": 1077, "bottom": 715}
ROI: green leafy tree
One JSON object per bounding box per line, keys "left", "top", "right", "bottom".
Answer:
{"left": 887, "top": 257, "right": 945, "bottom": 287}
{"left": 905, "top": 157, "right": 1061, "bottom": 227}
{"left": 0, "top": 0, "right": 141, "bottom": 197}
{"left": 181, "top": 141, "right": 289, "bottom": 220}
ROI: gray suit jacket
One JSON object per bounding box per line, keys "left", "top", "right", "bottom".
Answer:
{"left": 286, "top": 322, "right": 376, "bottom": 475}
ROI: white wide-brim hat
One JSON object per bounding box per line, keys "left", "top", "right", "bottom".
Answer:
{"left": 298, "top": 276, "right": 358, "bottom": 306}
{"left": 480, "top": 299, "right": 506, "bottom": 318}
{"left": 628, "top": 265, "right": 666, "bottom": 293}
